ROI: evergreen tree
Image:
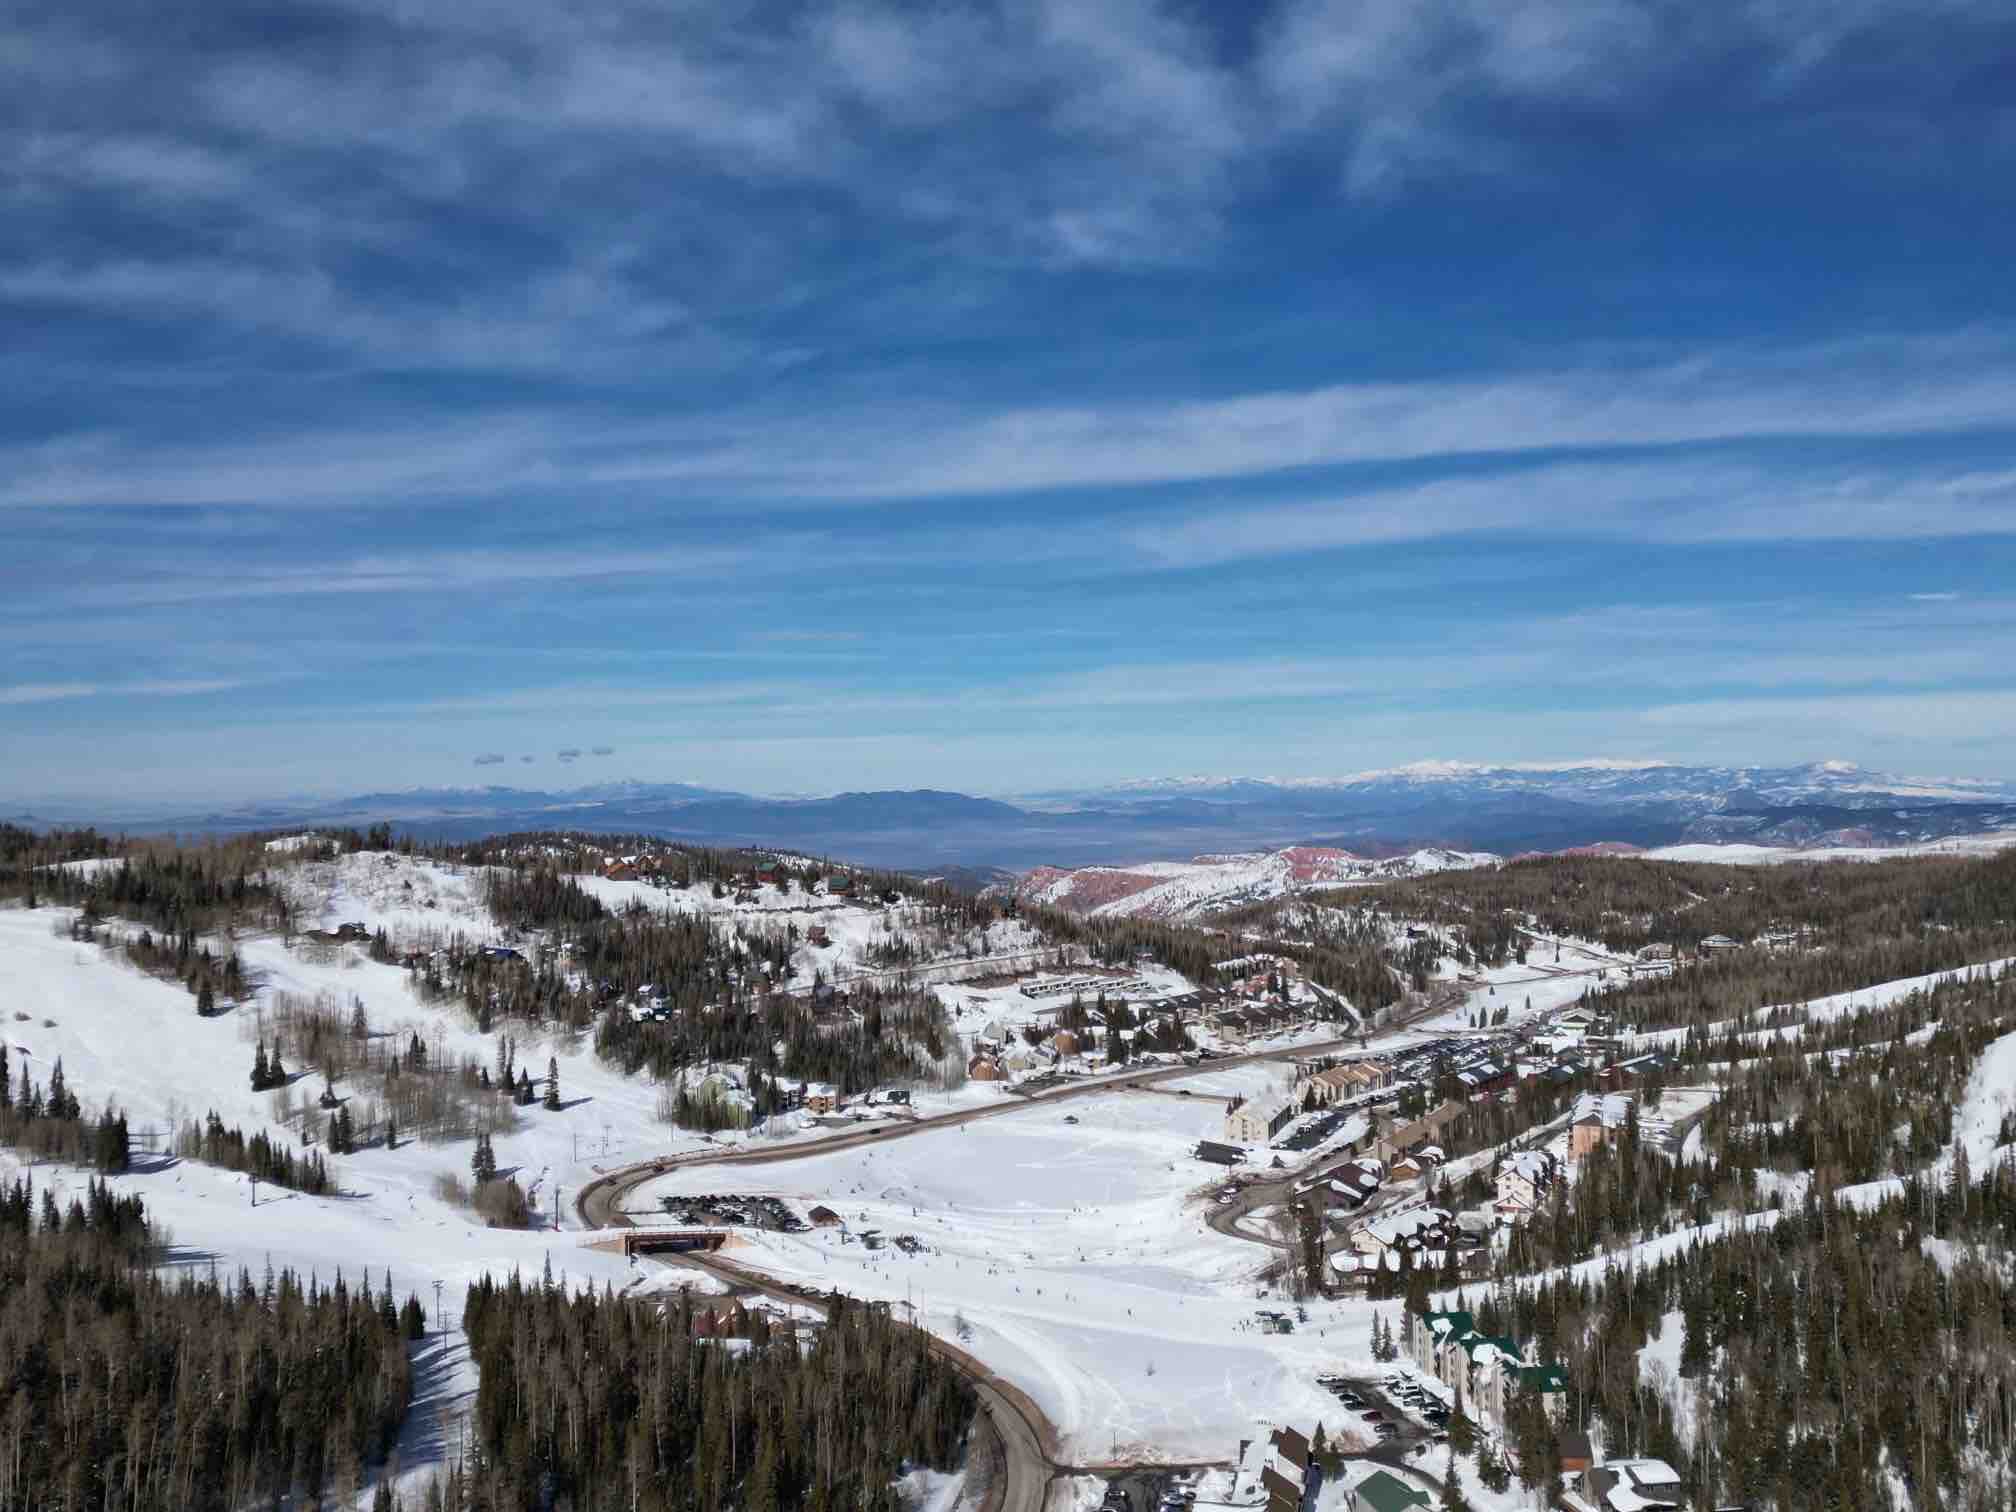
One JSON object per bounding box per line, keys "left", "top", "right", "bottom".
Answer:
{"left": 197, "top": 980, "right": 216, "bottom": 1016}
{"left": 543, "top": 1056, "right": 560, "bottom": 1110}
{"left": 1449, "top": 1379, "right": 1475, "bottom": 1457}
{"left": 1441, "top": 1452, "right": 1468, "bottom": 1512}
{"left": 252, "top": 1039, "right": 271, "bottom": 1092}
{"left": 1477, "top": 1443, "right": 1511, "bottom": 1494}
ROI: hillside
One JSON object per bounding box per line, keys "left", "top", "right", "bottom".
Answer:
{"left": 1014, "top": 845, "right": 1497, "bottom": 921}
{"left": 13, "top": 823, "right": 2016, "bottom": 1512}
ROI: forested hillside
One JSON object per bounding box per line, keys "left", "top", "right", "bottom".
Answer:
{"left": 0, "top": 1183, "right": 421, "bottom": 1512}
{"left": 445, "top": 1276, "right": 974, "bottom": 1512}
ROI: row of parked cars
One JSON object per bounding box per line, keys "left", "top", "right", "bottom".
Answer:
{"left": 1383, "top": 1370, "right": 1452, "bottom": 1431}
{"left": 1315, "top": 1368, "right": 1452, "bottom": 1444}
{"left": 1097, "top": 1474, "right": 1197, "bottom": 1511}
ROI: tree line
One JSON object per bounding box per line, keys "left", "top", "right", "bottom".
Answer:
{"left": 0, "top": 1044, "right": 130, "bottom": 1173}
{"left": 1481, "top": 1173, "right": 2016, "bottom": 1512}
{"left": 0, "top": 1182, "right": 422, "bottom": 1512}
{"left": 1369, "top": 849, "right": 2016, "bottom": 959}
{"left": 445, "top": 1271, "right": 975, "bottom": 1511}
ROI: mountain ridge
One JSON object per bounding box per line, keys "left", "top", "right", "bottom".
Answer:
{"left": 11, "top": 761, "right": 2016, "bottom": 871}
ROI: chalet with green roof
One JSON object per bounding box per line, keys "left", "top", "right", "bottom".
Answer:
{"left": 1402, "top": 1307, "right": 1473, "bottom": 1373}
{"left": 1349, "top": 1469, "right": 1432, "bottom": 1512}
{"left": 1400, "top": 1304, "right": 1571, "bottom": 1435}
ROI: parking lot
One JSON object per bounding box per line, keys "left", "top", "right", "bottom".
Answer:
{"left": 1272, "top": 1104, "right": 1363, "bottom": 1154}
{"left": 655, "top": 1193, "right": 810, "bottom": 1232}
{"left": 1316, "top": 1363, "right": 1451, "bottom": 1450}
{"left": 1096, "top": 1468, "right": 1200, "bottom": 1512}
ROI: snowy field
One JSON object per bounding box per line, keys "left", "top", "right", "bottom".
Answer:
{"left": 577, "top": 869, "right": 1055, "bottom": 994}
{"left": 1630, "top": 955, "right": 2016, "bottom": 1051}
{"left": 1017, "top": 846, "right": 1498, "bottom": 923}
{"left": 624, "top": 1084, "right": 1392, "bottom": 1464}
{"left": 1162, "top": 1062, "right": 1301, "bottom": 1101}
{"left": 1644, "top": 830, "right": 2016, "bottom": 865}
{"left": 0, "top": 858, "right": 1068, "bottom": 1502}
{"left": 0, "top": 895, "right": 660, "bottom": 1504}
{"left": 7, "top": 852, "right": 1379, "bottom": 1493}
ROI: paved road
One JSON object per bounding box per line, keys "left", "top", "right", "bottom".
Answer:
{"left": 576, "top": 1029, "right": 1387, "bottom": 1225}
{"left": 1197, "top": 981, "right": 1470, "bottom": 1263}
{"left": 574, "top": 983, "right": 1475, "bottom": 1509}
{"left": 664, "top": 1249, "right": 1060, "bottom": 1512}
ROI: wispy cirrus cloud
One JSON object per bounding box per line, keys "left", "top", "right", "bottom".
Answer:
{"left": 3, "top": 541, "right": 759, "bottom": 610}
{"left": 0, "top": 678, "right": 245, "bottom": 705}
{"left": 1639, "top": 689, "right": 2016, "bottom": 745}
{"left": 11, "top": 337, "right": 2016, "bottom": 513}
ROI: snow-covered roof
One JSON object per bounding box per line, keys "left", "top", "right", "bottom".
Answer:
{"left": 1361, "top": 1207, "right": 1449, "bottom": 1248}
{"left": 1573, "top": 1091, "right": 1633, "bottom": 1127}
{"left": 1507, "top": 1150, "right": 1554, "bottom": 1183}
{"left": 1609, "top": 1459, "right": 1680, "bottom": 1485}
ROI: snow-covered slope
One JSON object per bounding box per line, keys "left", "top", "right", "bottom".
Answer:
{"left": 1644, "top": 831, "right": 2016, "bottom": 865}
{"left": 1014, "top": 844, "right": 1497, "bottom": 920}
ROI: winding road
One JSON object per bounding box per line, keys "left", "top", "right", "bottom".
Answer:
{"left": 574, "top": 985, "right": 1471, "bottom": 1511}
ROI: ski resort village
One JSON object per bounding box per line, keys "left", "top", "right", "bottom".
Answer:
{"left": 5, "top": 824, "right": 2016, "bottom": 1512}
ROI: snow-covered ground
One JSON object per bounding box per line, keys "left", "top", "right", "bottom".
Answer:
{"left": 1644, "top": 830, "right": 2016, "bottom": 865}
{"left": 0, "top": 896, "right": 656, "bottom": 1505}
{"left": 0, "top": 859, "right": 1069, "bottom": 1502}
{"left": 1955, "top": 1026, "right": 2016, "bottom": 1173}
{"left": 1798, "top": 957, "right": 2016, "bottom": 1024}
{"left": 1163, "top": 1062, "right": 1301, "bottom": 1102}
{"left": 623, "top": 1084, "right": 1392, "bottom": 1464}
{"left": 37, "top": 855, "right": 127, "bottom": 878}
{"left": 4, "top": 851, "right": 1333, "bottom": 1495}
{"left": 1629, "top": 955, "right": 2016, "bottom": 1051}
{"left": 1015, "top": 846, "right": 1497, "bottom": 923}
{"left": 580, "top": 868, "right": 1055, "bottom": 994}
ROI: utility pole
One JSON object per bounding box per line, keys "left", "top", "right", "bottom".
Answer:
{"left": 249, "top": 1174, "right": 257, "bottom": 1209}
{"left": 433, "top": 1279, "right": 445, "bottom": 1336}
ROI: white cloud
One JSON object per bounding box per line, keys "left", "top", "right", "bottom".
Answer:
{"left": 13, "top": 337, "right": 2016, "bottom": 513}
{"left": 0, "top": 678, "right": 244, "bottom": 705}
{"left": 1258, "top": 0, "right": 1996, "bottom": 195}
{"left": 1639, "top": 689, "right": 2016, "bottom": 739}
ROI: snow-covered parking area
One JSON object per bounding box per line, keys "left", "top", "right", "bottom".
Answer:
{"left": 626, "top": 1084, "right": 1393, "bottom": 1463}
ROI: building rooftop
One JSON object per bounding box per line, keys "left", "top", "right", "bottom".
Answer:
{"left": 1354, "top": 1469, "right": 1432, "bottom": 1512}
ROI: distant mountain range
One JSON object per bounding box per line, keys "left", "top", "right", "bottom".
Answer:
{"left": 11, "top": 760, "right": 2016, "bottom": 873}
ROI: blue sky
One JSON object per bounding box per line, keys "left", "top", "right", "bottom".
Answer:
{"left": 5, "top": 0, "right": 2016, "bottom": 805}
